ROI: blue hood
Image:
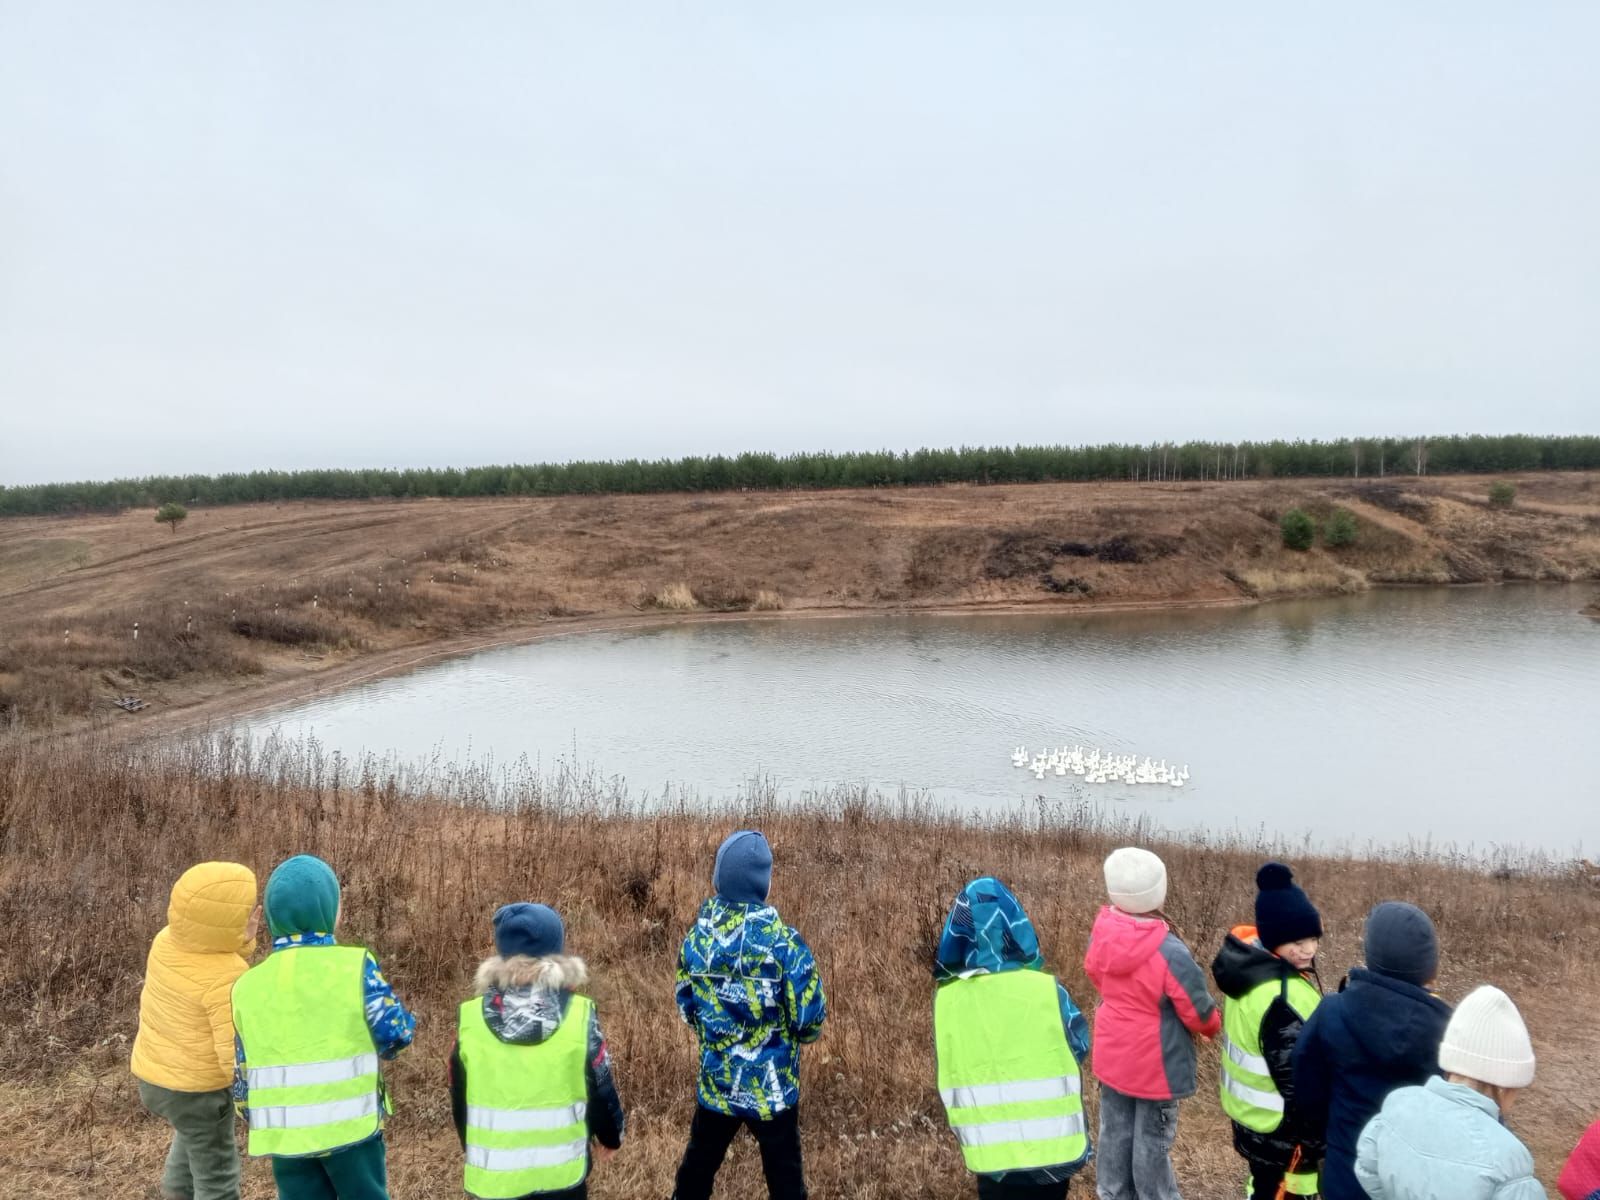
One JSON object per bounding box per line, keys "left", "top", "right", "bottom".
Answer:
{"left": 935, "top": 876, "right": 1044, "bottom": 982}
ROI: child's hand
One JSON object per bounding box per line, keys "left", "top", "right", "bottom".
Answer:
{"left": 244, "top": 905, "right": 262, "bottom": 942}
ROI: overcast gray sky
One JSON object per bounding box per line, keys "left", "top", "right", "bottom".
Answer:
{"left": 2, "top": 3, "right": 1596, "bottom": 486}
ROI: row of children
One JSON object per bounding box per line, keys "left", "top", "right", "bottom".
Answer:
{"left": 128, "top": 835, "right": 1600, "bottom": 1200}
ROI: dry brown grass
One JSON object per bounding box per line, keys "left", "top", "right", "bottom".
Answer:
{"left": 1, "top": 734, "right": 1596, "bottom": 1198}
{"left": 1233, "top": 564, "right": 1369, "bottom": 599}
{"left": 650, "top": 582, "right": 699, "bottom": 611}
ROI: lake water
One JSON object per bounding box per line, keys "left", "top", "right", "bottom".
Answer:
{"left": 248, "top": 586, "right": 1599, "bottom": 853}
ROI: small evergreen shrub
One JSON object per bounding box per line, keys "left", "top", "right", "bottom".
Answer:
{"left": 1324, "top": 507, "right": 1359, "bottom": 548}
{"left": 154, "top": 502, "right": 188, "bottom": 533}
{"left": 1280, "top": 508, "right": 1316, "bottom": 551}
{"left": 1488, "top": 481, "right": 1516, "bottom": 508}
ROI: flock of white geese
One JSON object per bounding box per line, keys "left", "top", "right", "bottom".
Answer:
{"left": 1011, "top": 744, "right": 1190, "bottom": 787}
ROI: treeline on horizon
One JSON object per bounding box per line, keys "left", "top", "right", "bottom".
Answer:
{"left": 3, "top": 433, "right": 1598, "bottom": 518}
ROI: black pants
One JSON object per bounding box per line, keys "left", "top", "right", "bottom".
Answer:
{"left": 976, "top": 1175, "right": 1070, "bottom": 1199}
{"left": 672, "top": 1104, "right": 806, "bottom": 1200}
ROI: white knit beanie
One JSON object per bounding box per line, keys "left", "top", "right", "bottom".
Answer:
{"left": 1104, "top": 847, "right": 1168, "bottom": 915}
{"left": 1439, "top": 985, "right": 1535, "bottom": 1089}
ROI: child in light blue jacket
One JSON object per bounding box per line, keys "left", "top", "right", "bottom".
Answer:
{"left": 1355, "top": 985, "right": 1546, "bottom": 1200}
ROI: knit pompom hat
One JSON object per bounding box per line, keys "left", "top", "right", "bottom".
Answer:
{"left": 1104, "top": 847, "right": 1167, "bottom": 915}
{"left": 1254, "top": 862, "right": 1323, "bottom": 951}
{"left": 1363, "top": 901, "right": 1439, "bottom": 987}
{"left": 1439, "top": 985, "right": 1535, "bottom": 1089}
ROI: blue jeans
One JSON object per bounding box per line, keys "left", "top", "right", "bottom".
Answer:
{"left": 1094, "top": 1085, "right": 1181, "bottom": 1200}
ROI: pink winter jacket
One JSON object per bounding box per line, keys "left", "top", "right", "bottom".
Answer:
{"left": 1084, "top": 905, "right": 1221, "bottom": 1101}
{"left": 1559, "top": 1117, "right": 1600, "bottom": 1200}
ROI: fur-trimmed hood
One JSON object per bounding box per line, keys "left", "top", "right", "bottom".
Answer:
{"left": 474, "top": 954, "right": 590, "bottom": 1045}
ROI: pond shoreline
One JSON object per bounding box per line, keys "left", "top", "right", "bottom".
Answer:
{"left": 62, "top": 578, "right": 1597, "bottom": 749}
{"left": 109, "top": 591, "right": 1259, "bottom": 742}
{"left": 6, "top": 473, "right": 1595, "bottom": 741}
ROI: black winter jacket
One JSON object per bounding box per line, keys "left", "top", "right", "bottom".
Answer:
{"left": 1211, "top": 932, "right": 1324, "bottom": 1171}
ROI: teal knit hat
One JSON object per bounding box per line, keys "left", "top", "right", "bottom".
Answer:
{"left": 264, "top": 854, "right": 341, "bottom": 937}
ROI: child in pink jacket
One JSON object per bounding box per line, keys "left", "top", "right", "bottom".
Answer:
{"left": 1085, "top": 847, "right": 1221, "bottom": 1200}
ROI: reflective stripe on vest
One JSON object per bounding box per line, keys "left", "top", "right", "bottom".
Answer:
{"left": 248, "top": 1053, "right": 379, "bottom": 1092}
{"left": 458, "top": 992, "right": 592, "bottom": 1199}
{"left": 1222, "top": 1066, "right": 1285, "bottom": 1114}
{"left": 1218, "top": 966, "right": 1320, "bottom": 1134}
{"left": 466, "top": 1102, "right": 587, "bottom": 1132}
{"left": 1283, "top": 1167, "right": 1322, "bottom": 1195}
{"left": 941, "top": 1074, "right": 1082, "bottom": 1110}
{"left": 1250, "top": 1168, "right": 1321, "bottom": 1197}
{"left": 934, "top": 969, "right": 1089, "bottom": 1175}
{"left": 232, "top": 944, "right": 382, "bottom": 1158}
{"left": 1222, "top": 1035, "right": 1271, "bottom": 1077}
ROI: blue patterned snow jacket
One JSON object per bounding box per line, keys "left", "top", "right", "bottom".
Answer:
{"left": 933, "top": 876, "right": 1090, "bottom": 1061}
{"left": 675, "top": 896, "right": 827, "bottom": 1119}
{"left": 935, "top": 876, "right": 1093, "bottom": 1187}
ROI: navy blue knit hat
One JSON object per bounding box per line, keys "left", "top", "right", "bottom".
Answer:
{"left": 713, "top": 830, "right": 773, "bottom": 904}
{"left": 1254, "top": 862, "right": 1323, "bottom": 951}
{"left": 1364, "top": 901, "right": 1439, "bottom": 987}
{"left": 493, "top": 902, "right": 564, "bottom": 958}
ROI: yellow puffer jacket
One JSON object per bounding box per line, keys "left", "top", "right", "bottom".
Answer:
{"left": 130, "top": 862, "right": 257, "bottom": 1092}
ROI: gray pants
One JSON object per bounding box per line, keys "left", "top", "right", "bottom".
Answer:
{"left": 1094, "top": 1084, "right": 1181, "bottom": 1200}
{"left": 138, "top": 1081, "right": 241, "bottom": 1200}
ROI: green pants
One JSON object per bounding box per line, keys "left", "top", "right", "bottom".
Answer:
{"left": 270, "top": 1134, "right": 389, "bottom": 1200}
{"left": 137, "top": 1080, "right": 241, "bottom": 1200}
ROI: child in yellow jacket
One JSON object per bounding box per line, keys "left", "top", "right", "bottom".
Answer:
{"left": 130, "top": 861, "right": 259, "bottom": 1200}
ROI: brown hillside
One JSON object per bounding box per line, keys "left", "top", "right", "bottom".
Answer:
{"left": 2, "top": 473, "right": 1598, "bottom": 729}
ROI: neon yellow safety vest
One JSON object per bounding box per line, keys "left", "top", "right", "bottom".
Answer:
{"left": 1219, "top": 966, "right": 1321, "bottom": 1196}
{"left": 934, "top": 969, "right": 1089, "bottom": 1175}
{"left": 457, "top": 993, "right": 592, "bottom": 1198}
{"left": 232, "top": 944, "right": 383, "bottom": 1158}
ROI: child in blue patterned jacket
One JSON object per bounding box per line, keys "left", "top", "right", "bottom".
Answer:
{"left": 671, "top": 830, "right": 826, "bottom": 1200}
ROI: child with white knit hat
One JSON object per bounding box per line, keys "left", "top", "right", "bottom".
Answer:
{"left": 1084, "top": 847, "right": 1221, "bottom": 1200}
{"left": 1354, "top": 985, "right": 1545, "bottom": 1199}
